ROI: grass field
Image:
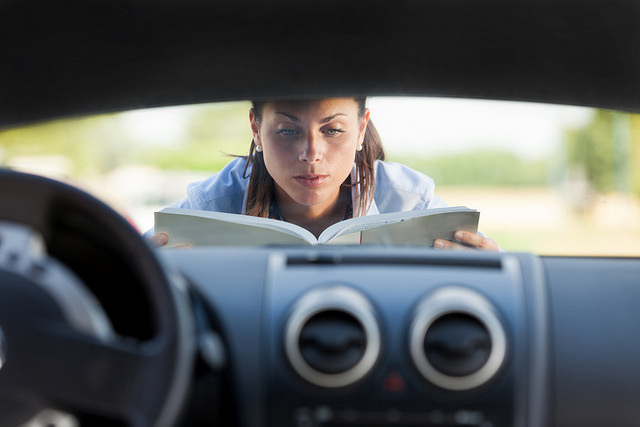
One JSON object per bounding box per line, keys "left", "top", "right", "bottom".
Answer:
{"left": 438, "top": 186, "right": 640, "bottom": 256}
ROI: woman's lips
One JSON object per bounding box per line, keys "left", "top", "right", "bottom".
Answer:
{"left": 294, "top": 175, "right": 328, "bottom": 187}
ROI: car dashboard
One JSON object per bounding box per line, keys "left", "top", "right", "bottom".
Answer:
{"left": 167, "top": 245, "right": 640, "bottom": 427}
{"left": 173, "top": 247, "right": 538, "bottom": 426}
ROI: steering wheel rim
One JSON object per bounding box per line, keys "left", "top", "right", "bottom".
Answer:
{"left": 0, "top": 169, "right": 195, "bottom": 426}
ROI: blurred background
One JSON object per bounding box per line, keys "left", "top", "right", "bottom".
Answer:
{"left": 1, "top": 97, "right": 638, "bottom": 256}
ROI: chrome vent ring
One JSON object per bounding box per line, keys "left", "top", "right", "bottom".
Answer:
{"left": 409, "top": 287, "right": 507, "bottom": 391}
{"left": 284, "top": 286, "right": 381, "bottom": 388}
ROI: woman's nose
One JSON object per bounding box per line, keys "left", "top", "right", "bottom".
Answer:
{"left": 298, "top": 132, "right": 322, "bottom": 163}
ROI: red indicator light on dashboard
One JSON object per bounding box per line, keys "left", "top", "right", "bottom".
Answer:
{"left": 383, "top": 371, "right": 406, "bottom": 393}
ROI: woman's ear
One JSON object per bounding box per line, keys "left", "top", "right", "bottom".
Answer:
{"left": 249, "top": 108, "right": 261, "bottom": 143}
{"left": 359, "top": 108, "right": 371, "bottom": 143}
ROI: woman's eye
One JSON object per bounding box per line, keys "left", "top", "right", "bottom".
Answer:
{"left": 276, "top": 129, "right": 299, "bottom": 136}
{"left": 325, "top": 128, "right": 345, "bottom": 136}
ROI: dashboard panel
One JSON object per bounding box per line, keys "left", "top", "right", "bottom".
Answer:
{"left": 166, "top": 247, "right": 640, "bottom": 426}
{"left": 167, "top": 247, "right": 552, "bottom": 427}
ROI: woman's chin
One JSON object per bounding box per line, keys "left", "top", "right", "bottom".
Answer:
{"left": 291, "top": 194, "right": 334, "bottom": 210}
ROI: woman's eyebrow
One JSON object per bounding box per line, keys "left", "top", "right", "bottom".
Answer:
{"left": 275, "top": 112, "right": 300, "bottom": 122}
{"left": 321, "top": 113, "right": 347, "bottom": 123}
{"left": 274, "top": 112, "right": 348, "bottom": 123}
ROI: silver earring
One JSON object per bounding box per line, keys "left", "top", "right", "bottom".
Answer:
{"left": 357, "top": 144, "right": 363, "bottom": 151}
{"left": 255, "top": 145, "right": 263, "bottom": 153}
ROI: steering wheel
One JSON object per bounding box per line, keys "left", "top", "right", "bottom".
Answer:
{"left": 0, "top": 169, "right": 195, "bottom": 426}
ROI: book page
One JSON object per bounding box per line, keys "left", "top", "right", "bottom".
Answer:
{"left": 361, "top": 211, "right": 479, "bottom": 246}
{"left": 155, "top": 208, "right": 318, "bottom": 247}
{"left": 319, "top": 206, "right": 477, "bottom": 244}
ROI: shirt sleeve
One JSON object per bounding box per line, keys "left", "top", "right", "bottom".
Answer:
{"left": 171, "top": 157, "right": 249, "bottom": 212}
{"left": 373, "top": 161, "right": 448, "bottom": 213}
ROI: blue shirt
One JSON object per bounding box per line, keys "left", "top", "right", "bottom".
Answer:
{"left": 168, "top": 157, "right": 448, "bottom": 216}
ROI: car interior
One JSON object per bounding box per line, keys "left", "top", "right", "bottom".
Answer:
{"left": 1, "top": 0, "right": 640, "bottom": 426}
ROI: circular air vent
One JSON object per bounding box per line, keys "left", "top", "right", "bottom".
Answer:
{"left": 409, "top": 287, "right": 506, "bottom": 391}
{"left": 284, "top": 286, "right": 381, "bottom": 388}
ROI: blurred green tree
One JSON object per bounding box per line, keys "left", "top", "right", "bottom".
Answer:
{"left": 631, "top": 115, "right": 640, "bottom": 198}
{"left": 565, "top": 110, "right": 639, "bottom": 198}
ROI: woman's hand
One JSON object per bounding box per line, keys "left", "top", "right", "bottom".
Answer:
{"left": 150, "top": 232, "right": 169, "bottom": 247}
{"left": 434, "top": 230, "right": 500, "bottom": 251}
{"left": 149, "top": 232, "right": 194, "bottom": 249}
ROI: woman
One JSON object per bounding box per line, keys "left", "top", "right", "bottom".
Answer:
{"left": 151, "top": 97, "right": 498, "bottom": 251}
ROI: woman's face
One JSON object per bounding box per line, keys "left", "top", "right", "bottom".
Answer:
{"left": 250, "top": 98, "right": 369, "bottom": 213}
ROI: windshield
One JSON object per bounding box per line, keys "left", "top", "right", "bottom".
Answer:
{"left": 1, "top": 97, "right": 638, "bottom": 256}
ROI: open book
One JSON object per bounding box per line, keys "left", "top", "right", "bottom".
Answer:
{"left": 154, "top": 206, "right": 479, "bottom": 247}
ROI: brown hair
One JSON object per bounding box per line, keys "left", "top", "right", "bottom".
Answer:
{"left": 243, "top": 98, "right": 385, "bottom": 218}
